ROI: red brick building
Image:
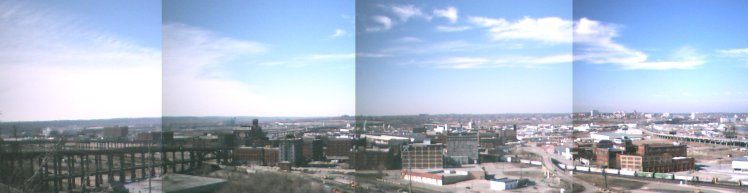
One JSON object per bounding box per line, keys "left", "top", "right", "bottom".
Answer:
{"left": 232, "top": 146, "right": 279, "bottom": 166}
{"left": 615, "top": 143, "right": 694, "bottom": 172}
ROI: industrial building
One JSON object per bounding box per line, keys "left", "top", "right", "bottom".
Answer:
{"left": 302, "top": 137, "right": 324, "bottom": 161}
{"left": 615, "top": 143, "right": 694, "bottom": 172}
{"left": 595, "top": 147, "right": 623, "bottom": 168}
{"left": 401, "top": 169, "right": 471, "bottom": 186}
{"left": 349, "top": 146, "right": 394, "bottom": 170}
{"left": 446, "top": 132, "right": 479, "bottom": 164}
{"left": 103, "top": 126, "right": 128, "bottom": 139}
{"left": 590, "top": 131, "right": 643, "bottom": 143}
{"left": 326, "top": 137, "right": 352, "bottom": 160}
{"left": 279, "top": 138, "right": 303, "bottom": 166}
{"left": 402, "top": 143, "right": 444, "bottom": 169}
{"left": 732, "top": 156, "right": 748, "bottom": 171}
{"left": 489, "top": 178, "right": 519, "bottom": 191}
{"left": 233, "top": 146, "right": 280, "bottom": 166}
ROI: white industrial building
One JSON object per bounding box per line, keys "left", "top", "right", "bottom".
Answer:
{"left": 733, "top": 156, "right": 748, "bottom": 171}
{"left": 590, "top": 129, "right": 643, "bottom": 143}
{"left": 401, "top": 169, "right": 472, "bottom": 186}
{"left": 490, "top": 178, "right": 519, "bottom": 190}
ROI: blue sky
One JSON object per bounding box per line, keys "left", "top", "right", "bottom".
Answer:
{"left": 0, "top": 0, "right": 161, "bottom": 121}
{"left": 356, "top": 0, "right": 573, "bottom": 115}
{"left": 162, "top": 0, "right": 355, "bottom": 117}
{"left": 573, "top": 0, "right": 748, "bottom": 113}
{"left": 3, "top": 1, "right": 744, "bottom": 121}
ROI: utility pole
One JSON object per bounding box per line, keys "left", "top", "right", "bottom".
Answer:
{"left": 602, "top": 166, "right": 608, "bottom": 190}
{"left": 401, "top": 145, "right": 412, "bottom": 193}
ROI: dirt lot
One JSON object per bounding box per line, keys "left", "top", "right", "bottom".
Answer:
{"left": 504, "top": 170, "right": 545, "bottom": 178}
{"left": 575, "top": 173, "right": 646, "bottom": 192}
{"left": 687, "top": 142, "right": 748, "bottom": 164}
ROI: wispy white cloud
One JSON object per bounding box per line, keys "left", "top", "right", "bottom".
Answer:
{"left": 381, "top": 40, "right": 480, "bottom": 55}
{"left": 718, "top": 48, "right": 748, "bottom": 56}
{"left": 436, "top": 25, "right": 471, "bottom": 32}
{"left": 410, "top": 54, "right": 572, "bottom": 69}
{"left": 468, "top": 16, "right": 572, "bottom": 44}
{"left": 365, "top": 15, "right": 393, "bottom": 32}
{"left": 717, "top": 48, "right": 748, "bottom": 67}
{"left": 433, "top": 7, "right": 458, "bottom": 23}
{"left": 367, "top": 5, "right": 461, "bottom": 32}
{"left": 309, "top": 53, "right": 355, "bottom": 60}
{"left": 389, "top": 4, "right": 430, "bottom": 22}
{"left": 392, "top": 36, "right": 424, "bottom": 43}
{"left": 330, "top": 28, "right": 347, "bottom": 38}
{"left": 0, "top": 2, "right": 161, "bottom": 121}
{"left": 357, "top": 52, "right": 391, "bottom": 58}
{"left": 163, "top": 23, "right": 272, "bottom": 116}
{"left": 574, "top": 18, "right": 705, "bottom": 70}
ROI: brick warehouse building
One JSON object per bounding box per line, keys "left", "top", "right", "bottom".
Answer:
{"left": 616, "top": 143, "right": 694, "bottom": 172}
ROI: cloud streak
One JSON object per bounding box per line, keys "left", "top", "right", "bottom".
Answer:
{"left": 436, "top": 25, "right": 471, "bottom": 32}
{"left": 365, "top": 15, "right": 393, "bottom": 32}
{"left": 574, "top": 18, "right": 705, "bottom": 70}
{"left": 163, "top": 23, "right": 271, "bottom": 116}
{"left": 389, "top": 4, "right": 430, "bottom": 22}
{"left": 469, "top": 16, "right": 572, "bottom": 44}
{"left": 433, "top": 7, "right": 458, "bottom": 23}
{"left": 409, "top": 54, "right": 572, "bottom": 69}
{"left": 0, "top": 2, "right": 161, "bottom": 121}
{"left": 330, "top": 28, "right": 347, "bottom": 38}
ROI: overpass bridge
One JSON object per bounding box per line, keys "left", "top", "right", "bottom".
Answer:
{"left": 0, "top": 139, "right": 233, "bottom": 193}
{"left": 652, "top": 133, "right": 748, "bottom": 147}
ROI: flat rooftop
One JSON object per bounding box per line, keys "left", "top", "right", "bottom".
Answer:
{"left": 125, "top": 174, "right": 227, "bottom": 193}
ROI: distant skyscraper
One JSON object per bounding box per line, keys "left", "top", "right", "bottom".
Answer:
{"left": 691, "top": 113, "right": 696, "bottom": 120}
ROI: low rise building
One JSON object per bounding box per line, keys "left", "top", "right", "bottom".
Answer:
{"left": 234, "top": 146, "right": 279, "bottom": 166}
{"left": 595, "top": 148, "right": 623, "bottom": 168}
{"left": 732, "top": 156, "right": 748, "bottom": 171}
{"left": 234, "top": 146, "right": 265, "bottom": 165}
{"left": 302, "top": 137, "right": 324, "bottom": 161}
{"left": 103, "top": 126, "right": 128, "bottom": 139}
{"left": 350, "top": 147, "right": 394, "bottom": 170}
{"left": 590, "top": 132, "right": 642, "bottom": 143}
{"left": 401, "top": 169, "right": 471, "bottom": 186}
{"left": 490, "top": 178, "right": 519, "bottom": 191}
{"left": 446, "top": 132, "right": 479, "bottom": 164}
{"left": 615, "top": 142, "right": 693, "bottom": 172}
{"left": 326, "top": 138, "right": 352, "bottom": 160}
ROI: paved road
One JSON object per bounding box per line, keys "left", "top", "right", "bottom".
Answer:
{"left": 524, "top": 146, "right": 599, "bottom": 193}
